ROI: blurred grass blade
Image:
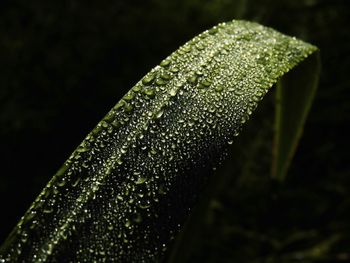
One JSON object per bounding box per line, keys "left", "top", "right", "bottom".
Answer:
{"left": 273, "top": 52, "right": 320, "bottom": 181}
{"left": 0, "top": 20, "right": 318, "bottom": 262}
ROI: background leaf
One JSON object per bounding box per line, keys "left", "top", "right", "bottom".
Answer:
{"left": 273, "top": 52, "right": 321, "bottom": 181}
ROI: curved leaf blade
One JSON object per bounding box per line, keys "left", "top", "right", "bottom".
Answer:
{"left": 0, "top": 20, "right": 318, "bottom": 262}
{"left": 273, "top": 52, "right": 320, "bottom": 180}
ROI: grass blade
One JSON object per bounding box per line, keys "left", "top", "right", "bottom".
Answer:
{"left": 273, "top": 52, "right": 320, "bottom": 181}
{"left": 0, "top": 20, "right": 318, "bottom": 262}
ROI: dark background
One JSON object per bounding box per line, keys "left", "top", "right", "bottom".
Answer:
{"left": 0, "top": 0, "right": 349, "bottom": 262}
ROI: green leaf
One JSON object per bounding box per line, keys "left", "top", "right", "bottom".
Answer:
{"left": 272, "top": 52, "right": 320, "bottom": 181}
{"left": 0, "top": 20, "right": 318, "bottom": 262}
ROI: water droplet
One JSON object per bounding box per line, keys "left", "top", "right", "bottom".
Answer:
{"left": 112, "top": 120, "right": 121, "bottom": 128}
{"left": 115, "top": 100, "right": 126, "bottom": 110}
{"left": 132, "top": 85, "right": 142, "bottom": 92}
{"left": 149, "top": 148, "right": 157, "bottom": 155}
{"left": 101, "top": 120, "right": 109, "bottom": 128}
{"left": 154, "top": 109, "right": 164, "bottom": 119}
{"left": 168, "top": 88, "right": 177, "bottom": 97}
{"left": 142, "top": 73, "right": 155, "bottom": 85}
{"left": 160, "top": 59, "right": 171, "bottom": 67}
{"left": 195, "top": 70, "right": 203, "bottom": 76}
{"left": 57, "top": 178, "right": 66, "bottom": 187}
{"left": 155, "top": 78, "right": 167, "bottom": 86}
{"left": 77, "top": 145, "right": 90, "bottom": 153}
{"left": 123, "top": 103, "right": 134, "bottom": 113}
{"left": 135, "top": 177, "right": 147, "bottom": 185}
{"left": 43, "top": 207, "right": 54, "bottom": 214}
{"left": 121, "top": 147, "right": 127, "bottom": 154}
{"left": 200, "top": 79, "right": 212, "bottom": 88}
{"left": 160, "top": 72, "right": 172, "bottom": 80}
{"left": 138, "top": 202, "right": 150, "bottom": 209}
{"left": 208, "top": 27, "right": 218, "bottom": 35}
{"left": 187, "top": 74, "right": 197, "bottom": 84}
{"left": 170, "top": 67, "right": 179, "bottom": 73}
{"left": 72, "top": 177, "right": 81, "bottom": 187}
{"left": 104, "top": 112, "right": 115, "bottom": 123}
{"left": 123, "top": 91, "right": 135, "bottom": 101}
{"left": 196, "top": 42, "right": 205, "bottom": 50}
{"left": 215, "top": 85, "right": 224, "bottom": 92}
{"left": 60, "top": 231, "right": 68, "bottom": 240}
{"left": 20, "top": 232, "right": 28, "bottom": 244}
{"left": 143, "top": 88, "right": 155, "bottom": 98}
{"left": 124, "top": 219, "right": 131, "bottom": 228}
{"left": 206, "top": 118, "right": 214, "bottom": 124}
{"left": 182, "top": 45, "right": 192, "bottom": 53}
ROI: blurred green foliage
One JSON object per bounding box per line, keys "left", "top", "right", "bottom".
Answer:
{"left": 0, "top": 0, "right": 349, "bottom": 262}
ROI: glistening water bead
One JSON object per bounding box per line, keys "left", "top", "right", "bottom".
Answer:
{"left": 0, "top": 20, "right": 317, "bottom": 262}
